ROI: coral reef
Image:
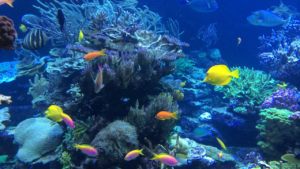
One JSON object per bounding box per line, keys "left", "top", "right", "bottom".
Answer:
{"left": 27, "top": 74, "right": 50, "bottom": 107}
{"left": 261, "top": 88, "right": 300, "bottom": 112}
{"left": 215, "top": 67, "right": 278, "bottom": 114}
{"left": 0, "top": 61, "right": 19, "bottom": 84}
{"left": 0, "top": 16, "right": 17, "bottom": 51}
{"left": 90, "top": 120, "right": 138, "bottom": 167}
{"left": 0, "top": 107, "right": 10, "bottom": 130}
{"left": 128, "top": 92, "right": 180, "bottom": 143}
{"left": 14, "top": 118, "right": 63, "bottom": 163}
{"left": 211, "top": 107, "right": 245, "bottom": 127}
{"left": 256, "top": 108, "right": 300, "bottom": 156}
{"left": 174, "top": 58, "right": 195, "bottom": 76}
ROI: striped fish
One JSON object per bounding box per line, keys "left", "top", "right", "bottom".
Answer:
{"left": 23, "top": 29, "right": 48, "bottom": 50}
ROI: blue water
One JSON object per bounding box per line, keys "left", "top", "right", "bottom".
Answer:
{"left": 0, "top": 0, "right": 300, "bottom": 168}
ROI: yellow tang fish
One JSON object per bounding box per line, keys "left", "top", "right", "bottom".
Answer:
{"left": 79, "top": 30, "right": 84, "bottom": 42}
{"left": 216, "top": 137, "right": 226, "bottom": 150}
{"left": 203, "top": 65, "right": 239, "bottom": 86}
{"left": 19, "top": 24, "right": 27, "bottom": 32}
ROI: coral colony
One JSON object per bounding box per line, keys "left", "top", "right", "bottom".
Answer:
{"left": 1, "top": 0, "right": 300, "bottom": 169}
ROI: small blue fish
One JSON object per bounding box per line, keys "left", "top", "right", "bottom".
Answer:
{"left": 180, "top": 0, "right": 218, "bottom": 13}
{"left": 247, "top": 10, "right": 291, "bottom": 27}
{"left": 193, "top": 127, "right": 211, "bottom": 137}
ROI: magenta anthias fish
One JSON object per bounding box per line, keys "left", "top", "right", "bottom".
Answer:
{"left": 124, "top": 149, "right": 144, "bottom": 161}
{"left": 74, "top": 144, "right": 98, "bottom": 156}
{"left": 151, "top": 153, "right": 178, "bottom": 166}
{"left": 60, "top": 112, "right": 75, "bottom": 129}
{"left": 93, "top": 64, "right": 105, "bottom": 93}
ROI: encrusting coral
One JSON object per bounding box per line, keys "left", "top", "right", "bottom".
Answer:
{"left": 215, "top": 67, "right": 279, "bottom": 114}
{"left": 0, "top": 107, "right": 10, "bottom": 130}
{"left": 14, "top": 118, "right": 63, "bottom": 163}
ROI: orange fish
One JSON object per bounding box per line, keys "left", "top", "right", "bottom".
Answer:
{"left": 237, "top": 37, "right": 241, "bottom": 46}
{"left": 83, "top": 49, "right": 106, "bottom": 61}
{"left": 0, "top": 0, "right": 14, "bottom": 7}
{"left": 156, "top": 111, "right": 179, "bottom": 120}
{"left": 92, "top": 64, "right": 104, "bottom": 93}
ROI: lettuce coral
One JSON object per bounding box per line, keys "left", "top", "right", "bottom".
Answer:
{"left": 215, "top": 67, "right": 278, "bottom": 114}
{"left": 256, "top": 108, "right": 300, "bottom": 156}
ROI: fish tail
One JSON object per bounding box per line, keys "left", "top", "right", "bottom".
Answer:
{"left": 99, "top": 49, "right": 106, "bottom": 56}
{"left": 179, "top": 0, "right": 188, "bottom": 5}
{"left": 230, "top": 69, "right": 239, "bottom": 79}
{"left": 5, "top": 0, "right": 14, "bottom": 7}
{"left": 151, "top": 153, "right": 159, "bottom": 160}
{"left": 172, "top": 111, "right": 179, "bottom": 120}
{"left": 139, "top": 149, "right": 144, "bottom": 155}
{"left": 283, "top": 15, "right": 292, "bottom": 28}
{"left": 73, "top": 144, "right": 80, "bottom": 149}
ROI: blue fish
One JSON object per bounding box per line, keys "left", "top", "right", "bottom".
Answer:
{"left": 193, "top": 127, "right": 211, "bottom": 137}
{"left": 180, "top": 0, "right": 218, "bottom": 13}
{"left": 247, "top": 10, "right": 291, "bottom": 27}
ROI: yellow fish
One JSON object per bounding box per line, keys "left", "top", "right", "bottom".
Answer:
{"left": 216, "top": 137, "right": 226, "bottom": 150}
{"left": 180, "top": 81, "right": 186, "bottom": 87}
{"left": 19, "top": 24, "right": 27, "bottom": 32}
{"left": 277, "top": 82, "right": 287, "bottom": 89}
{"left": 79, "top": 30, "right": 84, "bottom": 42}
{"left": 45, "top": 105, "right": 63, "bottom": 122}
{"left": 203, "top": 65, "right": 239, "bottom": 86}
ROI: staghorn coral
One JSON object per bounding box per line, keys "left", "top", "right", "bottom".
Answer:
{"left": 90, "top": 120, "right": 138, "bottom": 167}
{"left": 0, "top": 16, "right": 17, "bottom": 51}
{"left": 128, "top": 92, "right": 180, "bottom": 143}
{"left": 14, "top": 118, "right": 63, "bottom": 163}
{"left": 256, "top": 108, "right": 300, "bottom": 156}
{"left": 0, "top": 107, "right": 10, "bottom": 130}
{"left": 0, "top": 94, "right": 12, "bottom": 105}
{"left": 215, "top": 67, "right": 279, "bottom": 114}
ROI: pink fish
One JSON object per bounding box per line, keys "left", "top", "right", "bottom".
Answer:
{"left": 93, "top": 64, "right": 105, "bottom": 93}
{"left": 60, "top": 112, "right": 75, "bottom": 129}
{"left": 0, "top": 0, "right": 14, "bottom": 7}
{"left": 74, "top": 144, "right": 98, "bottom": 156}
{"left": 124, "top": 149, "right": 144, "bottom": 161}
{"left": 151, "top": 153, "right": 178, "bottom": 166}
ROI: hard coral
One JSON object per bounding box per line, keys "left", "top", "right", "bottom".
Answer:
{"left": 256, "top": 108, "right": 300, "bottom": 156}
{"left": 14, "top": 118, "right": 63, "bottom": 163}
{"left": 0, "top": 94, "right": 12, "bottom": 105}
{"left": 90, "top": 120, "right": 138, "bottom": 167}
{"left": 0, "top": 16, "right": 17, "bottom": 51}
{"left": 261, "top": 88, "right": 300, "bottom": 112}
{"left": 215, "top": 67, "right": 278, "bottom": 114}
{"left": 0, "top": 107, "right": 10, "bottom": 130}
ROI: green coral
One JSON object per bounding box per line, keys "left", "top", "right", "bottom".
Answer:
{"left": 215, "top": 67, "right": 278, "bottom": 114}
{"left": 174, "top": 58, "right": 195, "bottom": 76}
{"left": 59, "top": 151, "right": 73, "bottom": 169}
{"left": 256, "top": 108, "right": 300, "bottom": 156}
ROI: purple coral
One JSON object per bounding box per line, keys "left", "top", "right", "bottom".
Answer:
{"left": 260, "top": 88, "right": 300, "bottom": 112}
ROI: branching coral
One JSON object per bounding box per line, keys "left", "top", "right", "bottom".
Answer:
{"left": 256, "top": 108, "right": 300, "bottom": 156}
{"left": 215, "top": 67, "right": 279, "bottom": 114}
{"left": 0, "top": 16, "right": 17, "bottom": 51}
{"left": 128, "top": 92, "right": 180, "bottom": 143}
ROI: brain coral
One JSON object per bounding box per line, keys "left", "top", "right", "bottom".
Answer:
{"left": 14, "top": 118, "right": 63, "bottom": 163}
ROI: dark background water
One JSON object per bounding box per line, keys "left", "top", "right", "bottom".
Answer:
{"left": 0, "top": 0, "right": 298, "bottom": 65}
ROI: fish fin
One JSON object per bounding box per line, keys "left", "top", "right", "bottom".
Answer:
{"left": 230, "top": 69, "right": 239, "bottom": 78}
{"left": 5, "top": 0, "right": 14, "bottom": 7}
{"left": 179, "top": 0, "right": 189, "bottom": 5}
{"left": 151, "top": 153, "right": 159, "bottom": 160}
{"left": 101, "top": 84, "right": 105, "bottom": 89}
{"left": 98, "top": 64, "right": 103, "bottom": 71}
{"left": 203, "top": 77, "right": 208, "bottom": 82}
{"left": 283, "top": 15, "right": 292, "bottom": 28}
{"left": 140, "top": 149, "right": 144, "bottom": 155}
{"left": 172, "top": 111, "right": 179, "bottom": 120}
{"left": 99, "top": 49, "right": 106, "bottom": 56}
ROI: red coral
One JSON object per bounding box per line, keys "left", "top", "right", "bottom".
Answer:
{"left": 0, "top": 16, "right": 17, "bottom": 51}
